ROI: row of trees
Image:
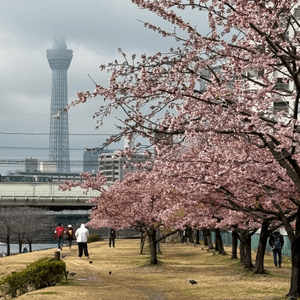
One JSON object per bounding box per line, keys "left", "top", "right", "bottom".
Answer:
{"left": 60, "top": 0, "right": 300, "bottom": 298}
{"left": 0, "top": 207, "right": 55, "bottom": 256}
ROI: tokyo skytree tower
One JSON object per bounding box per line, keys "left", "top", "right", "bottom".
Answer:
{"left": 46, "top": 38, "right": 73, "bottom": 173}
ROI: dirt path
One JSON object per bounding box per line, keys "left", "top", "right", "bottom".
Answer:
{"left": 17, "top": 241, "right": 168, "bottom": 300}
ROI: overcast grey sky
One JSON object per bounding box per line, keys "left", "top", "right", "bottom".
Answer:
{"left": 0, "top": 0, "right": 207, "bottom": 174}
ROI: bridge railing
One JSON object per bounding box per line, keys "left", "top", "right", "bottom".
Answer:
{"left": 0, "top": 195, "right": 95, "bottom": 206}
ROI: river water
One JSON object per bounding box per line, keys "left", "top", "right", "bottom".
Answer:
{"left": 0, "top": 243, "right": 58, "bottom": 256}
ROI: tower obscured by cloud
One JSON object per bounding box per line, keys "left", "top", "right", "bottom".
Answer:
{"left": 46, "top": 38, "right": 72, "bottom": 173}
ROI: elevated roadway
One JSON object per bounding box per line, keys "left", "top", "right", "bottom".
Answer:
{"left": 0, "top": 182, "right": 102, "bottom": 210}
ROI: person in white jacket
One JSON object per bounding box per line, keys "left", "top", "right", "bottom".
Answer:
{"left": 75, "top": 223, "right": 90, "bottom": 259}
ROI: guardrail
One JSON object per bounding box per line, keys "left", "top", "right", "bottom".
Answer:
{"left": 0, "top": 195, "right": 95, "bottom": 207}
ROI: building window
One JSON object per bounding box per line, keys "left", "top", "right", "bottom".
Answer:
{"left": 274, "top": 102, "right": 289, "bottom": 114}
{"left": 294, "top": 7, "right": 300, "bottom": 19}
{"left": 257, "top": 69, "right": 264, "bottom": 77}
{"left": 274, "top": 78, "right": 289, "bottom": 91}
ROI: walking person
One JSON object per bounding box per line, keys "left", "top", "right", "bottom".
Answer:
{"left": 108, "top": 228, "right": 116, "bottom": 248}
{"left": 54, "top": 223, "right": 65, "bottom": 250}
{"left": 269, "top": 231, "right": 284, "bottom": 268}
{"left": 65, "top": 225, "right": 75, "bottom": 249}
{"left": 75, "top": 223, "right": 90, "bottom": 259}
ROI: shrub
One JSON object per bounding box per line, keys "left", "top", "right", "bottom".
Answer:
{"left": 87, "top": 233, "right": 102, "bottom": 243}
{"left": 0, "top": 257, "right": 66, "bottom": 298}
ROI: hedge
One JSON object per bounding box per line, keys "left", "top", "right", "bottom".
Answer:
{"left": 0, "top": 257, "right": 66, "bottom": 298}
{"left": 87, "top": 233, "right": 102, "bottom": 243}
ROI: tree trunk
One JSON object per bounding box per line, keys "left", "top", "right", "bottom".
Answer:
{"left": 140, "top": 233, "right": 146, "bottom": 255}
{"left": 180, "top": 231, "right": 184, "bottom": 243}
{"left": 19, "top": 239, "right": 22, "bottom": 254}
{"left": 239, "top": 238, "right": 246, "bottom": 264}
{"left": 237, "top": 229, "right": 254, "bottom": 269}
{"left": 148, "top": 226, "right": 158, "bottom": 265}
{"left": 29, "top": 242, "right": 32, "bottom": 252}
{"left": 215, "top": 228, "right": 226, "bottom": 255}
{"left": 203, "top": 228, "right": 208, "bottom": 246}
{"left": 186, "top": 227, "right": 194, "bottom": 244}
{"left": 183, "top": 230, "right": 187, "bottom": 243}
{"left": 207, "top": 234, "right": 214, "bottom": 250}
{"left": 285, "top": 207, "right": 300, "bottom": 298}
{"left": 245, "top": 239, "right": 254, "bottom": 270}
{"left": 18, "top": 234, "right": 24, "bottom": 254}
{"left": 254, "top": 220, "right": 269, "bottom": 274}
{"left": 215, "top": 236, "right": 219, "bottom": 252}
{"left": 156, "top": 227, "right": 162, "bottom": 254}
{"left": 243, "top": 231, "right": 254, "bottom": 270}
{"left": 195, "top": 229, "right": 200, "bottom": 245}
{"left": 288, "top": 237, "right": 300, "bottom": 299}
{"left": 203, "top": 228, "right": 214, "bottom": 250}
{"left": 231, "top": 231, "right": 238, "bottom": 259}
{"left": 6, "top": 236, "right": 10, "bottom": 256}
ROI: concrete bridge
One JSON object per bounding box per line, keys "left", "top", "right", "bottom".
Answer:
{"left": 0, "top": 182, "right": 141, "bottom": 244}
{"left": 0, "top": 182, "right": 102, "bottom": 210}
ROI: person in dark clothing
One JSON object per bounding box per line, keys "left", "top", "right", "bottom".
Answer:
{"left": 269, "top": 231, "right": 284, "bottom": 268}
{"left": 54, "top": 223, "right": 65, "bottom": 250}
{"left": 65, "top": 224, "right": 75, "bottom": 249}
{"left": 108, "top": 228, "right": 116, "bottom": 248}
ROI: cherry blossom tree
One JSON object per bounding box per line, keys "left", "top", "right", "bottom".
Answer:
{"left": 60, "top": 171, "right": 180, "bottom": 264}
{"left": 59, "top": 0, "right": 300, "bottom": 297}
{"left": 152, "top": 138, "right": 297, "bottom": 272}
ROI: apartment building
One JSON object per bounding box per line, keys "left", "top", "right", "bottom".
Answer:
{"left": 98, "top": 153, "right": 148, "bottom": 183}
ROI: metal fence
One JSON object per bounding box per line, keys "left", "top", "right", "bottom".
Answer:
{"left": 199, "top": 231, "right": 292, "bottom": 257}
